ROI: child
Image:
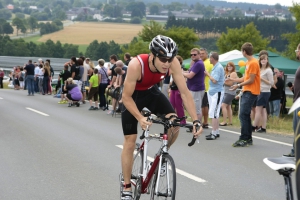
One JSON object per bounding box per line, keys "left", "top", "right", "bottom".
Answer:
{"left": 88, "top": 68, "right": 100, "bottom": 110}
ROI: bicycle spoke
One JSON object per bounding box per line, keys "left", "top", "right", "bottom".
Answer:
{"left": 150, "top": 154, "right": 176, "bottom": 200}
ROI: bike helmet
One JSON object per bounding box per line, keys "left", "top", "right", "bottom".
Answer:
{"left": 149, "top": 35, "right": 178, "bottom": 58}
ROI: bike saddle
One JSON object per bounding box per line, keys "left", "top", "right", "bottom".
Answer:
{"left": 263, "top": 157, "right": 295, "bottom": 171}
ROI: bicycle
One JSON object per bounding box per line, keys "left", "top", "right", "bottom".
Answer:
{"left": 263, "top": 97, "right": 300, "bottom": 200}
{"left": 120, "top": 107, "right": 199, "bottom": 200}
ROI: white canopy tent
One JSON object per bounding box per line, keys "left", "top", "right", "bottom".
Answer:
{"left": 219, "top": 50, "right": 243, "bottom": 62}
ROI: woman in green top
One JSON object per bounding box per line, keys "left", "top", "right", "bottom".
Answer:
{"left": 88, "top": 68, "right": 100, "bottom": 110}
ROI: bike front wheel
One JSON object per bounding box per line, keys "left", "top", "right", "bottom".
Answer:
{"left": 132, "top": 144, "right": 143, "bottom": 200}
{"left": 150, "top": 154, "right": 176, "bottom": 200}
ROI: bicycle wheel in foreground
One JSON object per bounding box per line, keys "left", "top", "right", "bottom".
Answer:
{"left": 132, "top": 144, "right": 143, "bottom": 200}
{"left": 150, "top": 154, "right": 176, "bottom": 200}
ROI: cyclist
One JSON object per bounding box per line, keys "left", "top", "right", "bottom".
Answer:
{"left": 120, "top": 35, "right": 203, "bottom": 200}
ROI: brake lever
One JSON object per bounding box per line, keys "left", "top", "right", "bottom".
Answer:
{"left": 188, "top": 124, "right": 200, "bottom": 147}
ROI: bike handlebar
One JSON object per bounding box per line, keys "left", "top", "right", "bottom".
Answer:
{"left": 139, "top": 113, "right": 199, "bottom": 146}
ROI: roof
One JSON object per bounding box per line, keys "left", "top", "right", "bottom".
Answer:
{"left": 219, "top": 51, "right": 300, "bottom": 75}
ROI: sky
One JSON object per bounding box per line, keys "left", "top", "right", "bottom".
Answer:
{"left": 226, "top": 0, "right": 299, "bottom": 7}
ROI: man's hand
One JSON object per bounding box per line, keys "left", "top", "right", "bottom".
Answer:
{"left": 138, "top": 116, "right": 152, "bottom": 130}
{"left": 230, "top": 84, "right": 239, "bottom": 91}
{"left": 193, "top": 123, "right": 203, "bottom": 137}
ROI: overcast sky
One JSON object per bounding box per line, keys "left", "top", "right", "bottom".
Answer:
{"left": 226, "top": 0, "right": 299, "bottom": 7}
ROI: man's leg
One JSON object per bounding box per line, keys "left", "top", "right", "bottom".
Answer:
{"left": 201, "top": 92, "right": 209, "bottom": 126}
{"left": 239, "top": 92, "right": 257, "bottom": 140}
{"left": 121, "top": 134, "right": 137, "bottom": 191}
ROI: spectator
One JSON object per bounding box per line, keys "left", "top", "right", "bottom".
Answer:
{"left": 34, "top": 62, "right": 40, "bottom": 93}
{"left": 43, "top": 62, "right": 51, "bottom": 95}
{"left": 64, "top": 77, "right": 82, "bottom": 107}
{"left": 269, "top": 68, "right": 284, "bottom": 117}
{"left": 19, "top": 67, "right": 25, "bottom": 89}
{"left": 83, "top": 57, "right": 90, "bottom": 84}
{"left": 124, "top": 52, "right": 131, "bottom": 66}
{"left": 161, "top": 73, "right": 171, "bottom": 98}
{"left": 200, "top": 48, "right": 213, "bottom": 129}
{"left": 46, "top": 59, "right": 54, "bottom": 94}
{"left": 0, "top": 68, "right": 4, "bottom": 88}
{"left": 13, "top": 66, "right": 20, "bottom": 90}
{"left": 252, "top": 54, "right": 274, "bottom": 133}
{"left": 38, "top": 64, "right": 44, "bottom": 94}
{"left": 204, "top": 52, "right": 225, "bottom": 140}
{"left": 88, "top": 68, "right": 100, "bottom": 110}
{"left": 77, "top": 58, "right": 85, "bottom": 104}
{"left": 107, "top": 55, "right": 119, "bottom": 114}
{"left": 287, "top": 82, "right": 294, "bottom": 94}
{"left": 230, "top": 42, "right": 260, "bottom": 147}
{"left": 58, "top": 64, "right": 71, "bottom": 104}
{"left": 220, "top": 62, "right": 238, "bottom": 126}
{"left": 70, "top": 56, "right": 82, "bottom": 91}
{"left": 183, "top": 48, "right": 205, "bottom": 124}
{"left": 98, "top": 59, "right": 109, "bottom": 110}
{"left": 169, "top": 55, "right": 186, "bottom": 126}
{"left": 24, "top": 60, "right": 35, "bottom": 96}
{"left": 278, "top": 70, "right": 287, "bottom": 115}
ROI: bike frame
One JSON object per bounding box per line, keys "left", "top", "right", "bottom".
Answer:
{"left": 134, "top": 123, "right": 170, "bottom": 194}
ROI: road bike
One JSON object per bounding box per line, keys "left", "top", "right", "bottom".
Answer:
{"left": 263, "top": 97, "right": 300, "bottom": 200}
{"left": 120, "top": 108, "right": 198, "bottom": 200}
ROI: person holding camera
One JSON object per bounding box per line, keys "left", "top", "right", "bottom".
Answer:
{"left": 64, "top": 78, "right": 82, "bottom": 107}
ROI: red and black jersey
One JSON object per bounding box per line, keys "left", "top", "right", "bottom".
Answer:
{"left": 135, "top": 54, "right": 167, "bottom": 91}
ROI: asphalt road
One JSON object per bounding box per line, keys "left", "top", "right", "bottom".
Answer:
{"left": 0, "top": 89, "right": 296, "bottom": 200}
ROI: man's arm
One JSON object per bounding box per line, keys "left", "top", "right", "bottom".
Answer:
{"left": 231, "top": 73, "right": 256, "bottom": 90}
{"left": 182, "top": 71, "right": 196, "bottom": 79}
{"left": 122, "top": 58, "right": 146, "bottom": 123}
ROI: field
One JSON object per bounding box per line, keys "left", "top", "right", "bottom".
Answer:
{"left": 38, "top": 22, "right": 144, "bottom": 45}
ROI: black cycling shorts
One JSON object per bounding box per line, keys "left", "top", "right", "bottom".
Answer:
{"left": 121, "top": 85, "right": 175, "bottom": 135}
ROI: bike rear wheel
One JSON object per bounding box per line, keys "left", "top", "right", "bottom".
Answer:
{"left": 150, "top": 154, "right": 176, "bottom": 200}
{"left": 131, "top": 144, "right": 143, "bottom": 200}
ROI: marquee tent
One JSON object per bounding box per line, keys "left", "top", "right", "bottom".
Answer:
{"left": 220, "top": 51, "right": 299, "bottom": 75}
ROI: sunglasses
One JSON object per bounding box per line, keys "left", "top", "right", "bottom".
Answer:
{"left": 190, "top": 54, "right": 198, "bottom": 56}
{"left": 157, "top": 56, "right": 174, "bottom": 63}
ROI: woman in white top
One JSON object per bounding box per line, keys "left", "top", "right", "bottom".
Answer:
{"left": 253, "top": 55, "right": 274, "bottom": 133}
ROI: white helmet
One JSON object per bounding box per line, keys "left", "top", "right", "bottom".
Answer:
{"left": 149, "top": 35, "right": 178, "bottom": 58}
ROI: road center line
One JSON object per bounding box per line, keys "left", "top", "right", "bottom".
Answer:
{"left": 26, "top": 107, "right": 49, "bottom": 116}
{"left": 218, "top": 128, "right": 293, "bottom": 147}
{"left": 116, "top": 145, "right": 207, "bottom": 183}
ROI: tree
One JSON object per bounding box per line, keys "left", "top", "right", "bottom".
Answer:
{"left": 0, "top": 8, "right": 12, "bottom": 20}
{"left": 0, "top": 18, "right": 13, "bottom": 35}
{"left": 149, "top": 4, "right": 160, "bottom": 15}
{"left": 138, "top": 20, "right": 166, "bottom": 42}
{"left": 216, "top": 22, "right": 270, "bottom": 54}
{"left": 27, "top": 16, "right": 38, "bottom": 33}
{"left": 131, "top": 7, "right": 143, "bottom": 19}
{"left": 130, "top": 17, "right": 141, "bottom": 24}
{"left": 12, "top": 17, "right": 25, "bottom": 36}
{"left": 165, "top": 26, "right": 199, "bottom": 59}
{"left": 274, "top": 3, "right": 282, "bottom": 10}
{"left": 282, "top": 3, "right": 300, "bottom": 59}
{"left": 121, "top": 37, "right": 149, "bottom": 57}
{"left": 85, "top": 40, "right": 99, "bottom": 60}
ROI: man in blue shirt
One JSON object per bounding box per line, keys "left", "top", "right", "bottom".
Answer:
{"left": 204, "top": 52, "right": 224, "bottom": 140}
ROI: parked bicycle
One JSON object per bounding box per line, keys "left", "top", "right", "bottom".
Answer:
{"left": 120, "top": 108, "right": 199, "bottom": 200}
{"left": 263, "top": 97, "right": 300, "bottom": 200}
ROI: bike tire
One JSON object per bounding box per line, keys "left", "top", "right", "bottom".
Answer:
{"left": 150, "top": 154, "right": 176, "bottom": 200}
{"left": 132, "top": 146, "right": 143, "bottom": 200}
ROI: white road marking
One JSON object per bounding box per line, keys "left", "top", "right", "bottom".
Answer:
{"left": 26, "top": 107, "right": 49, "bottom": 116}
{"left": 116, "top": 145, "right": 207, "bottom": 183}
{"left": 218, "top": 128, "right": 293, "bottom": 147}
{"left": 0, "top": 97, "right": 3, "bottom": 99}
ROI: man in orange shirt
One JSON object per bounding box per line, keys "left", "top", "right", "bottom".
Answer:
{"left": 229, "top": 42, "right": 260, "bottom": 147}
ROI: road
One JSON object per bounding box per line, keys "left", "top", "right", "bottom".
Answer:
{"left": 0, "top": 89, "right": 296, "bottom": 200}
